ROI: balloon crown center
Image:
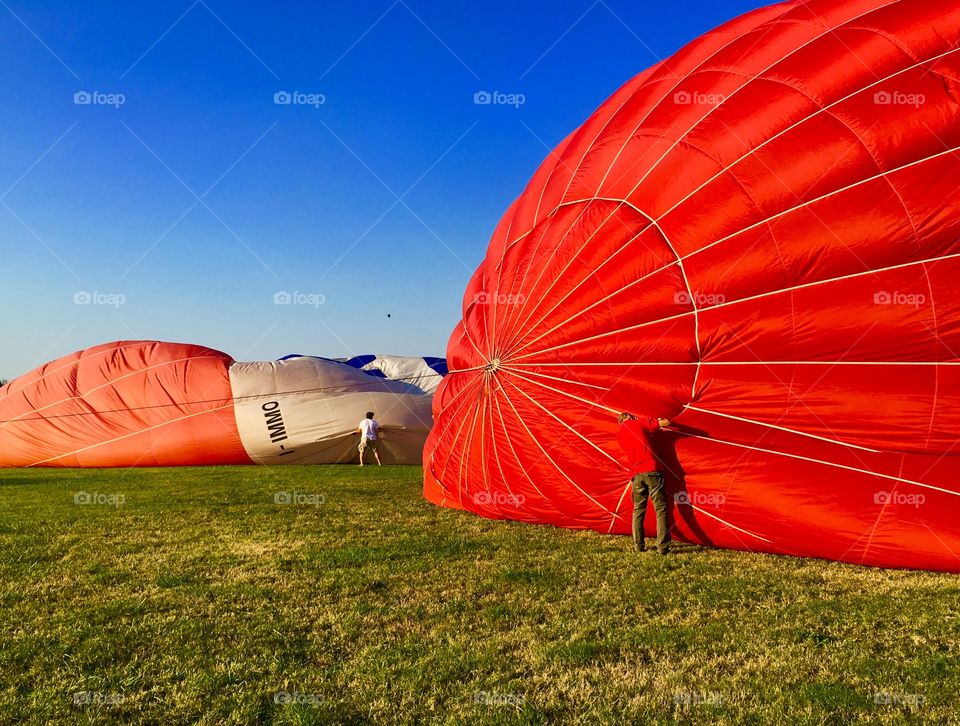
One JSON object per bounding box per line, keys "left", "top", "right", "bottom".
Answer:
{"left": 486, "top": 358, "right": 502, "bottom": 373}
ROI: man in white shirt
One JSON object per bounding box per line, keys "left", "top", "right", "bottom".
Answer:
{"left": 356, "top": 411, "right": 382, "bottom": 466}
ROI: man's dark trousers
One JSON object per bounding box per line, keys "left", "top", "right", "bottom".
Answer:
{"left": 631, "top": 471, "right": 670, "bottom": 553}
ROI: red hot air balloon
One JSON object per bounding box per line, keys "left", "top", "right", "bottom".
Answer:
{"left": 424, "top": 0, "right": 960, "bottom": 571}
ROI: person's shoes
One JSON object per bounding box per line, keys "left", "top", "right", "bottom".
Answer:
{"left": 635, "top": 539, "right": 646, "bottom": 552}
{"left": 657, "top": 548, "right": 670, "bottom": 556}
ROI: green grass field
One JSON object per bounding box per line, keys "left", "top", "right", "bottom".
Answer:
{"left": 0, "top": 465, "right": 956, "bottom": 725}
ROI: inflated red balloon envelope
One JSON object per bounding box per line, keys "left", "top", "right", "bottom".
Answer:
{"left": 424, "top": 0, "right": 960, "bottom": 571}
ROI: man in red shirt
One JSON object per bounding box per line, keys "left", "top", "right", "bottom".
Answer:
{"left": 617, "top": 412, "right": 672, "bottom": 554}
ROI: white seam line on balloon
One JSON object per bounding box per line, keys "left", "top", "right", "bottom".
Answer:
{"left": 24, "top": 404, "right": 234, "bottom": 467}
{"left": 484, "top": 375, "right": 523, "bottom": 515}
{"left": 512, "top": 246, "right": 960, "bottom": 362}
{"left": 474, "top": 374, "right": 495, "bottom": 509}
{"left": 435, "top": 378, "right": 488, "bottom": 503}
{"left": 504, "top": 237, "right": 677, "bottom": 359}
{"left": 495, "top": 182, "right": 683, "bottom": 356}
{"left": 493, "top": 375, "right": 614, "bottom": 516}
{"left": 0, "top": 341, "right": 152, "bottom": 404}
{"left": 502, "top": 317, "right": 690, "bottom": 533}
{"left": 455, "top": 381, "right": 486, "bottom": 509}
{"left": 708, "top": 67, "right": 939, "bottom": 442}
{"left": 608, "top": 481, "right": 633, "bottom": 534}
{"left": 591, "top": 0, "right": 904, "bottom": 207}
{"left": 831, "top": 453, "right": 909, "bottom": 566}
{"left": 501, "top": 367, "right": 620, "bottom": 415}
{"left": 497, "top": 10, "right": 945, "bottom": 355}
{"left": 459, "top": 325, "right": 488, "bottom": 366}
{"left": 676, "top": 430, "right": 960, "bottom": 499}
{"left": 445, "top": 364, "right": 491, "bottom": 375}
{"left": 688, "top": 247, "right": 960, "bottom": 316}
{"left": 488, "top": 207, "right": 518, "bottom": 358}
{"left": 697, "top": 319, "right": 896, "bottom": 521}
{"left": 0, "top": 356, "right": 225, "bottom": 431}
{"left": 682, "top": 502, "right": 773, "bottom": 543}
{"left": 528, "top": 0, "right": 796, "bottom": 244}
{"left": 507, "top": 121, "right": 935, "bottom": 361}
{"left": 493, "top": 201, "right": 589, "bottom": 354}
{"left": 489, "top": 377, "right": 551, "bottom": 504}
{"left": 500, "top": 206, "right": 649, "bottom": 354}
{"left": 495, "top": 366, "right": 608, "bottom": 391}
{"left": 497, "top": 199, "right": 674, "bottom": 358}
{"left": 514, "top": 121, "right": 960, "bottom": 353}
{"left": 457, "top": 314, "right": 489, "bottom": 363}
{"left": 695, "top": 316, "right": 892, "bottom": 511}
{"left": 428, "top": 375, "right": 485, "bottom": 473}
{"left": 653, "top": 45, "right": 960, "bottom": 227}
{"left": 500, "top": 375, "right": 622, "bottom": 468}
{"left": 501, "top": 195, "right": 681, "bottom": 358}
{"left": 503, "top": 365, "right": 682, "bottom": 479}
{"left": 509, "top": 309, "right": 692, "bottom": 362}
{"left": 433, "top": 388, "right": 479, "bottom": 504}
{"left": 490, "top": 227, "right": 534, "bottom": 277}
{"left": 434, "top": 372, "right": 485, "bottom": 418}
{"left": 490, "top": 0, "right": 911, "bottom": 345}
{"left": 460, "top": 378, "right": 483, "bottom": 507}
{"left": 684, "top": 405, "right": 881, "bottom": 453}
{"left": 429, "top": 375, "right": 486, "bottom": 496}
{"left": 855, "top": 460, "right": 903, "bottom": 565}
{"left": 500, "top": 363, "right": 693, "bottom": 507}
{"left": 676, "top": 140, "right": 960, "bottom": 265}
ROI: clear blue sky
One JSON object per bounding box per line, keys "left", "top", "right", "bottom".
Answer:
{"left": 0, "top": 0, "right": 763, "bottom": 379}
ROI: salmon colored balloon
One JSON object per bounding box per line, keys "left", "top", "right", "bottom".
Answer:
{"left": 0, "top": 341, "right": 438, "bottom": 467}
{"left": 424, "top": 0, "right": 960, "bottom": 571}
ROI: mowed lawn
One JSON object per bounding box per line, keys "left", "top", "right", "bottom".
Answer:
{"left": 0, "top": 466, "right": 957, "bottom": 725}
